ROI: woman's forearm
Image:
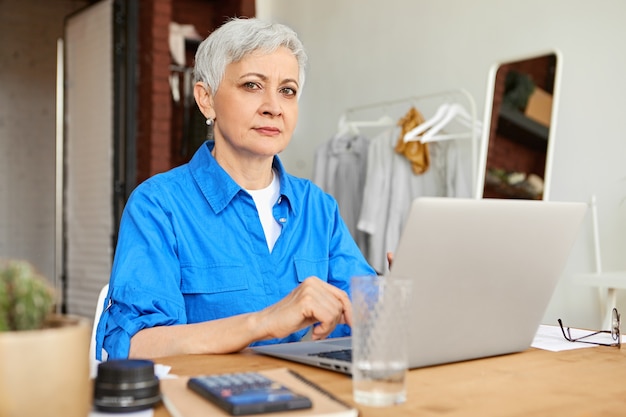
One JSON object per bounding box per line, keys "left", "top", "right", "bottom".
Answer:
{"left": 128, "top": 311, "right": 265, "bottom": 358}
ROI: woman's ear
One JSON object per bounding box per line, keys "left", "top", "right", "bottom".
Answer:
{"left": 193, "top": 82, "right": 216, "bottom": 120}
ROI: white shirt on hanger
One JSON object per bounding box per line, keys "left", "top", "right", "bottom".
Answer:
{"left": 312, "top": 133, "right": 370, "bottom": 256}
{"left": 357, "top": 126, "right": 471, "bottom": 273}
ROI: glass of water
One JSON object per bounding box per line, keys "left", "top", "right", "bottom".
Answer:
{"left": 351, "top": 275, "right": 412, "bottom": 407}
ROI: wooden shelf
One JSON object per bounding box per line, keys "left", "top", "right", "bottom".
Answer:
{"left": 497, "top": 104, "right": 549, "bottom": 151}
{"left": 484, "top": 180, "right": 542, "bottom": 200}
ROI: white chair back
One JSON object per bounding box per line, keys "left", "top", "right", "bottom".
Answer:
{"left": 90, "top": 284, "right": 109, "bottom": 377}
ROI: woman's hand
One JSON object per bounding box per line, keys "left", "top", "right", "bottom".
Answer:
{"left": 387, "top": 252, "right": 394, "bottom": 269}
{"left": 257, "top": 276, "right": 352, "bottom": 341}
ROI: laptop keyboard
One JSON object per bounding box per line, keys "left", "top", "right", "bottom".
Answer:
{"left": 308, "top": 349, "right": 352, "bottom": 362}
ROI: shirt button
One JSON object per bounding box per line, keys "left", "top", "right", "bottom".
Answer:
{"left": 279, "top": 218, "right": 287, "bottom": 223}
{"left": 277, "top": 197, "right": 282, "bottom": 203}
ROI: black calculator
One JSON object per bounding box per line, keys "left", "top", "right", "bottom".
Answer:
{"left": 187, "top": 372, "right": 313, "bottom": 415}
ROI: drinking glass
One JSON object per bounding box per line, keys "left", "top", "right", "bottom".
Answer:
{"left": 351, "top": 275, "right": 412, "bottom": 407}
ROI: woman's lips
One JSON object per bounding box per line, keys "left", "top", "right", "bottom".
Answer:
{"left": 255, "top": 126, "right": 281, "bottom": 136}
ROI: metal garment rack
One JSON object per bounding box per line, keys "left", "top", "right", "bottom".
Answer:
{"left": 340, "top": 88, "right": 481, "bottom": 195}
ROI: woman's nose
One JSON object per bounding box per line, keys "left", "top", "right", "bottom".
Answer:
{"left": 259, "top": 91, "right": 282, "bottom": 117}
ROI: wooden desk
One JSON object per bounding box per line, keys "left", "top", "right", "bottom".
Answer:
{"left": 154, "top": 346, "right": 626, "bottom": 417}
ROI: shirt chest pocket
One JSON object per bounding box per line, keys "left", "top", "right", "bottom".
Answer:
{"left": 180, "top": 264, "right": 249, "bottom": 294}
{"left": 293, "top": 258, "right": 329, "bottom": 283}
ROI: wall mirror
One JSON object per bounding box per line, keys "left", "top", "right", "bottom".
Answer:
{"left": 475, "top": 50, "right": 562, "bottom": 200}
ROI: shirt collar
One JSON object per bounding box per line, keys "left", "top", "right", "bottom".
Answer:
{"left": 189, "top": 141, "right": 296, "bottom": 215}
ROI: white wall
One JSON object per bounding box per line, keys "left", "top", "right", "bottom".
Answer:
{"left": 0, "top": 0, "right": 89, "bottom": 286}
{"left": 257, "top": 0, "right": 626, "bottom": 328}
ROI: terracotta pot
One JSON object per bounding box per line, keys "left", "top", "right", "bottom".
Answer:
{"left": 0, "top": 314, "right": 91, "bottom": 417}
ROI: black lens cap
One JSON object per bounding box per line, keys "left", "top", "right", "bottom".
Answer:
{"left": 93, "top": 359, "right": 161, "bottom": 413}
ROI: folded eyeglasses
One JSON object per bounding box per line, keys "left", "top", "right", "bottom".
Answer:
{"left": 558, "top": 308, "right": 621, "bottom": 348}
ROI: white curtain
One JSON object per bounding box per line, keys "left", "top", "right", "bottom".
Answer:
{"left": 65, "top": 0, "right": 114, "bottom": 318}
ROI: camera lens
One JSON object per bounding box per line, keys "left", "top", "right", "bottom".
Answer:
{"left": 93, "top": 359, "right": 161, "bottom": 412}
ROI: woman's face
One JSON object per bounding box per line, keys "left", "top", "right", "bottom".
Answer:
{"left": 211, "top": 46, "right": 300, "bottom": 159}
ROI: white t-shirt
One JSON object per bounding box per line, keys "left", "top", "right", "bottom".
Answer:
{"left": 247, "top": 170, "right": 282, "bottom": 253}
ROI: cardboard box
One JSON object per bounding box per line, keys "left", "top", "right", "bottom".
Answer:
{"left": 525, "top": 87, "right": 553, "bottom": 127}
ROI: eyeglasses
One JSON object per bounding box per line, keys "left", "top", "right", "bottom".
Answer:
{"left": 558, "top": 308, "right": 621, "bottom": 348}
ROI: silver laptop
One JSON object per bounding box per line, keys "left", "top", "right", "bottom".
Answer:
{"left": 251, "top": 197, "right": 587, "bottom": 374}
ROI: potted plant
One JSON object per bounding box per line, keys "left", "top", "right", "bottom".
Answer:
{"left": 0, "top": 259, "right": 92, "bottom": 417}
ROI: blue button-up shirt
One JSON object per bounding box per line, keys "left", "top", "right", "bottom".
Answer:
{"left": 96, "top": 141, "right": 375, "bottom": 359}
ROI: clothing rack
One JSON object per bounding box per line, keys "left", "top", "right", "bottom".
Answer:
{"left": 339, "top": 88, "right": 481, "bottom": 195}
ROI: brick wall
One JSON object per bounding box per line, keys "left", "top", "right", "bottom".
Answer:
{"left": 136, "top": 0, "right": 172, "bottom": 182}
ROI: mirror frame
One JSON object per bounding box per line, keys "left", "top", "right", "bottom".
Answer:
{"left": 475, "top": 49, "right": 563, "bottom": 200}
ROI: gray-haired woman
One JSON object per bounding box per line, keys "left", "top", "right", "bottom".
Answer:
{"left": 95, "top": 17, "right": 375, "bottom": 360}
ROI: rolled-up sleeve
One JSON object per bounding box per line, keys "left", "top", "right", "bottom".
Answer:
{"left": 99, "top": 284, "right": 186, "bottom": 359}
{"left": 96, "top": 181, "right": 187, "bottom": 360}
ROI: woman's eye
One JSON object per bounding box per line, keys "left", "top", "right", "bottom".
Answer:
{"left": 243, "top": 82, "right": 260, "bottom": 90}
{"left": 280, "top": 87, "right": 297, "bottom": 97}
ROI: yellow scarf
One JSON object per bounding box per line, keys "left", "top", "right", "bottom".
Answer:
{"left": 394, "top": 107, "right": 430, "bottom": 175}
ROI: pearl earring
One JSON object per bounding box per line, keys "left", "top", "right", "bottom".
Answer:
{"left": 205, "top": 118, "right": 214, "bottom": 126}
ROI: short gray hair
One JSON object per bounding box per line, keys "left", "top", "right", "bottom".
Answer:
{"left": 193, "top": 18, "right": 307, "bottom": 98}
